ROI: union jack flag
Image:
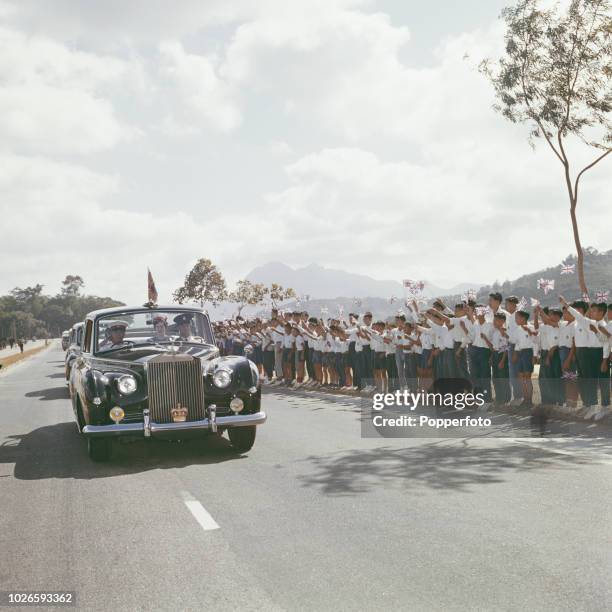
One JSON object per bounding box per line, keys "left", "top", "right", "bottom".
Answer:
{"left": 562, "top": 371, "right": 578, "bottom": 380}
{"left": 517, "top": 297, "right": 527, "bottom": 311}
{"left": 337, "top": 304, "right": 344, "bottom": 314}
{"left": 595, "top": 290, "right": 610, "bottom": 303}
{"left": 403, "top": 279, "right": 413, "bottom": 288}
{"left": 353, "top": 298, "right": 362, "bottom": 307}
{"left": 560, "top": 263, "right": 575, "bottom": 275}
{"left": 530, "top": 297, "right": 540, "bottom": 307}
{"left": 320, "top": 307, "right": 329, "bottom": 315}
{"left": 537, "top": 278, "right": 555, "bottom": 294}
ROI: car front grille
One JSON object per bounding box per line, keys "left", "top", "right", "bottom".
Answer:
{"left": 146, "top": 354, "right": 205, "bottom": 423}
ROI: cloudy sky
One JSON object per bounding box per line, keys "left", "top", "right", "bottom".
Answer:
{"left": 0, "top": 0, "right": 609, "bottom": 304}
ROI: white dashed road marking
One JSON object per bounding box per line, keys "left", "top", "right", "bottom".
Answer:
{"left": 181, "top": 491, "right": 220, "bottom": 531}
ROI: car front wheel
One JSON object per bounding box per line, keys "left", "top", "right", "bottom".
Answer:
{"left": 88, "top": 437, "right": 112, "bottom": 462}
{"left": 227, "top": 426, "right": 256, "bottom": 453}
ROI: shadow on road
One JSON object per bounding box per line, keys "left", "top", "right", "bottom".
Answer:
{"left": 25, "top": 386, "right": 70, "bottom": 401}
{"left": 298, "top": 439, "right": 612, "bottom": 496}
{"left": 46, "top": 372, "right": 66, "bottom": 380}
{"left": 0, "top": 422, "right": 243, "bottom": 480}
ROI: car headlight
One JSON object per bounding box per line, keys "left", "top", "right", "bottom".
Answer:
{"left": 117, "top": 374, "right": 137, "bottom": 395}
{"left": 212, "top": 369, "right": 232, "bottom": 388}
{"left": 249, "top": 362, "right": 260, "bottom": 387}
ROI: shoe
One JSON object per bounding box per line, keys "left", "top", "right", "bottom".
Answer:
{"left": 583, "top": 405, "right": 599, "bottom": 420}
{"left": 594, "top": 408, "right": 609, "bottom": 421}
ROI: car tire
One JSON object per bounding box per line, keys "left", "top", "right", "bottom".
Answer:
{"left": 88, "top": 438, "right": 112, "bottom": 462}
{"left": 227, "top": 426, "right": 256, "bottom": 453}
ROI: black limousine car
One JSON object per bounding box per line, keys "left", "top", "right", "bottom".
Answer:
{"left": 68, "top": 305, "right": 266, "bottom": 461}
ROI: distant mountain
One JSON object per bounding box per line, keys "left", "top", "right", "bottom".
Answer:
{"left": 245, "top": 262, "right": 481, "bottom": 300}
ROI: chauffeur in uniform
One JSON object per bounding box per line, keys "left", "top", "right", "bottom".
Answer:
{"left": 174, "top": 313, "right": 203, "bottom": 343}
{"left": 99, "top": 321, "right": 130, "bottom": 351}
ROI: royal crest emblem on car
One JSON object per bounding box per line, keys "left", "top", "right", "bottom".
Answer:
{"left": 170, "top": 402, "right": 188, "bottom": 422}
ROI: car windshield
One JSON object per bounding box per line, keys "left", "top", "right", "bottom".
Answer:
{"left": 95, "top": 310, "right": 212, "bottom": 354}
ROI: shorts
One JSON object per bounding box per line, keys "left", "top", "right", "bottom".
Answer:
{"left": 518, "top": 348, "right": 534, "bottom": 374}
{"left": 374, "top": 352, "right": 386, "bottom": 370}
{"left": 419, "top": 349, "right": 432, "bottom": 369}
{"left": 282, "top": 348, "right": 293, "bottom": 364}
{"left": 323, "top": 352, "right": 335, "bottom": 368}
{"left": 342, "top": 352, "right": 351, "bottom": 368}
{"left": 311, "top": 350, "right": 322, "bottom": 365}
{"left": 296, "top": 349, "right": 305, "bottom": 363}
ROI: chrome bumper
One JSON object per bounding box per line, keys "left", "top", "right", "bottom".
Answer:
{"left": 82, "top": 411, "right": 266, "bottom": 438}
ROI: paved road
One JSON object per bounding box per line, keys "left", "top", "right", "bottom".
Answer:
{"left": 1, "top": 347, "right": 611, "bottom": 611}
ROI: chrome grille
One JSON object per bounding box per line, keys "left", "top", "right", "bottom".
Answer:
{"left": 147, "top": 354, "right": 205, "bottom": 423}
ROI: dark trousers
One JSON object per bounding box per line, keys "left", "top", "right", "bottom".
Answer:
{"left": 492, "top": 351, "right": 510, "bottom": 404}
{"left": 304, "top": 342, "right": 312, "bottom": 380}
{"left": 263, "top": 350, "right": 275, "bottom": 379}
{"left": 349, "top": 342, "right": 362, "bottom": 389}
{"left": 404, "top": 353, "right": 418, "bottom": 387}
{"left": 386, "top": 354, "right": 398, "bottom": 390}
{"left": 470, "top": 346, "right": 492, "bottom": 402}
{"left": 539, "top": 349, "right": 563, "bottom": 405}
{"left": 454, "top": 342, "right": 469, "bottom": 379}
{"left": 576, "top": 347, "right": 599, "bottom": 406}
{"left": 362, "top": 345, "right": 373, "bottom": 383}
{"left": 600, "top": 356, "right": 611, "bottom": 407}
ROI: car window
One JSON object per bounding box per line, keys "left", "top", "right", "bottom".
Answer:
{"left": 94, "top": 310, "right": 213, "bottom": 354}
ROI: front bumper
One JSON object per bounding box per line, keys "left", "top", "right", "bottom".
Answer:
{"left": 82, "top": 410, "right": 266, "bottom": 438}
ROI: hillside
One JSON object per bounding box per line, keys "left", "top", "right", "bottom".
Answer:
{"left": 473, "top": 248, "right": 612, "bottom": 306}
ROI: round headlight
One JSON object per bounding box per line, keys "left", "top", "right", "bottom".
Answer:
{"left": 109, "top": 406, "right": 125, "bottom": 423}
{"left": 117, "top": 374, "right": 137, "bottom": 395}
{"left": 212, "top": 369, "right": 232, "bottom": 388}
{"left": 229, "top": 397, "right": 244, "bottom": 413}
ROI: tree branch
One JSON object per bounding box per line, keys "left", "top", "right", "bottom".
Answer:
{"left": 574, "top": 147, "right": 612, "bottom": 199}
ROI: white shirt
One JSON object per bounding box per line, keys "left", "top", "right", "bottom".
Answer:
{"left": 471, "top": 321, "right": 494, "bottom": 349}
{"left": 369, "top": 330, "right": 386, "bottom": 353}
{"left": 602, "top": 320, "right": 612, "bottom": 358}
{"left": 384, "top": 331, "right": 396, "bottom": 355}
{"left": 515, "top": 324, "right": 536, "bottom": 351}
{"left": 345, "top": 326, "right": 363, "bottom": 352}
{"left": 451, "top": 315, "right": 471, "bottom": 346}
{"left": 558, "top": 321, "right": 575, "bottom": 349}
{"left": 539, "top": 324, "right": 560, "bottom": 351}
{"left": 416, "top": 326, "right": 434, "bottom": 350}
{"left": 428, "top": 321, "right": 454, "bottom": 349}
{"left": 568, "top": 306, "right": 602, "bottom": 348}
{"left": 491, "top": 327, "right": 509, "bottom": 352}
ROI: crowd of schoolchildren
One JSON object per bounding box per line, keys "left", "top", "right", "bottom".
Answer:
{"left": 211, "top": 292, "right": 612, "bottom": 421}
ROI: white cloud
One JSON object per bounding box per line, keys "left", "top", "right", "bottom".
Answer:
{"left": 158, "top": 40, "right": 241, "bottom": 133}
{"left": 0, "top": 26, "right": 140, "bottom": 154}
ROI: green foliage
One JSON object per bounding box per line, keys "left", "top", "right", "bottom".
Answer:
{"left": 476, "top": 248, "right": 612, "bottom": 305}
{"left": 0, "top": 276, "right": 123, "bottom": 338}
{"left": 481, "top": 0, "right": 612, "bottom": 293}
{"left": 173, "top": 258, "right": 227, "bottom": 307}
{"left": 268, "top": 283, "right": 296, "bottom": 308}
{"left": 228, "top": 280, "right": 268, "bottom": 316}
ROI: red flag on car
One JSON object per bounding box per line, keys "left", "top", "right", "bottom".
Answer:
{"left": 147, "top": 268, "right": 158, "bottom": 304}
